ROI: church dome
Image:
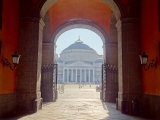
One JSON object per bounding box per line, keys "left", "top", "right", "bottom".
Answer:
{"left": 62, "top": 38, "right": 95, "bottom": 52}
{"left": 95, "top": 58, "right": 103, "bottom": 63}
{"left": 59, "top": 37, "right": 99, "bottom": 62}
{"left": 56, "top": 58, "right": 63, "bottom": 63}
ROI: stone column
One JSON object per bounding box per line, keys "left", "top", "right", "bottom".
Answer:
{"left": 116, "top": 18, "right": 142, "bottom": 111}
{"left": 72, "top": 69, "right": 73, "bottom": 82}
{"left": 80, "top": 69, "right": 82, "bottom": 83}
{"left": 17, "top": 17, "right": 44, "bottom": 112}
{"left": 84, "top": 69, "right": 86, "bottom": 82}
{"left": 42, "top": 43, "right": 54, "bottom": 64}
{"left": 93, "top": 69, "right": 95, "bottom": 84}
{"left": 67, "top": 69, "right": 69, "bottom": 83}
{"left": 63, "top": 69, "right": 65, "bottom": 83}
{"left": 42, "top": 12, "right": 55, "bottom": 64}
{"left": 89, "top": 70, "right": 90, "bottom": 83}
{"left": 76, "top": 69, "right": 77, "bottom": 82}
{"left": 105, "top": 13, "right": 118, "bottom": 66}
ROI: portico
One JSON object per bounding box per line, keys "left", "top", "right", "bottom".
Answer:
{"left": 62, "top": 68, "right": 94, "bottom": 84}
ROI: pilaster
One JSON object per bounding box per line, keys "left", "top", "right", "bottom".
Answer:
{"left": 116, "top": 18, "right": 142, "bottom": 111}
{"left": 42, "top": 42, "right": 54, "bottom": 64}
{"left": 17, "top": 17, "right": 44, "bottom": 112}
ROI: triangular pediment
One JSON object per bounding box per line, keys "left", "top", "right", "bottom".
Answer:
{"left": 67, "top": 61, "right": 92, "bottom": 67}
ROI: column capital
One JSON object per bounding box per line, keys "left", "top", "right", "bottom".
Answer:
{"left": 105, "top": 42, "right": 118, "bottom": 47}
{"left": 43, "top": 42, "right": 54, "bottom": 46}
{"left": 20, "top": 17, "right": 45, "bottom": 27}
{"left": 116, "top": 18, "right": 140, "bottom": 29}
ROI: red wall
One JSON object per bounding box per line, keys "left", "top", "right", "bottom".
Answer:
{"left": 0, "top": 0, "right": 19, "bottom": 94}
{"left": 49, "top": 0, "right": 112, "bottom": 38}
{"left": 3, "top": 0, "right": 158, "bottom": 96}
{"left": 141, "top": 0, "right": 160, "bottom": 95}
{"left": 121, "top": 0, "right": 129, "bottom": 12}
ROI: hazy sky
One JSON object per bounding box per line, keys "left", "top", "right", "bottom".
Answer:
{"left": 56, "top": 28, "right": 103, "bottom": 56}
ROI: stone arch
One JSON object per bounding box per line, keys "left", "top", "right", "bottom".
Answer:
{"left": 36, "top": 0, "right": 127, "bottom": 20}
{"left": 17, "top": 0, "right": 142, "bottom": 113}
{"left": 50, "top": 20, "right": 109, "bottom": 44}
{"left": 39, "top": 0, "right": 142, "bottom": 112}
{"left": 53, "top": 20, "right": 110, "bottom": 62}
{"left": 42, "top": 20, "right": 112, "bottom": 65}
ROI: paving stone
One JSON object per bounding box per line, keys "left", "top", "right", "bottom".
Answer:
{"left": 5, "top": 85, "right": 151, "bottom": 120}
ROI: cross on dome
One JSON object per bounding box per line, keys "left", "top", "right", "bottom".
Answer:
{"left": 76, "top": 36, "right": 83, "bottom": 43}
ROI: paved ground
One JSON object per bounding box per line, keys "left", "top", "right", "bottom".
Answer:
{"left": 3, "top": 85, "right": 151, "bottom": 120}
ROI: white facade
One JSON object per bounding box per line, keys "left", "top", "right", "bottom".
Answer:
{"left": 56, "top": 39, "right": 103, "bottom": 84}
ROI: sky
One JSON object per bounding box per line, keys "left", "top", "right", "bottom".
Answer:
{"left": 56, "top": 28, "right": 103, "bottom": 56}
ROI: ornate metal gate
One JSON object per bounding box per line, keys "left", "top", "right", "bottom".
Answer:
{"left": 53, "top": 64, "right": 58, "bottom": 101}
{"left": 41, "top": 64, "right": 58, "bottom": 102}
{"left": 101, "top": 63, "right": 118, "bottom": 102}
{"left": 105, "top": 65, "right": 118, "bottom": 102}
{"left": 101, "top": 63, "right": 107, "bottom": 102}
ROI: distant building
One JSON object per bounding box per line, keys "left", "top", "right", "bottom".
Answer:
{"left": 56, "top": 38, "right": 103, "bottom": 84}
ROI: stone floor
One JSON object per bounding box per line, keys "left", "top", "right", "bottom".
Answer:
{"left": 3, "top": 85, "right": 151, "bottom": 120}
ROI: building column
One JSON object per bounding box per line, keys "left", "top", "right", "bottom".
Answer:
{"left": 72, "top": 69, "right": 73, "bottom": 82}
{"left": 76, "top": 69, "right": 77, "bottom": 82}
{"left": 116, "top": 18, "right": 142, "bottom": 111}
{"left": 80, "top": 69, "right": 82, "bottom": 83}
{"left": 93, "top": 69, "right": 95, "bottom": 84}
{"left": 63, "top": 69, "right": 65, "bottom": 83}
{"left": 67, "top": 69, "right": 69, "bottom": 83}
{"left": 17, "top": 17, "right": 44, "bottom": 112}
{"left": 89, "top": 70, "right": 90, "bottom": 83}
{"left": 84, "top": 69, "right": 86, "bottom": 82}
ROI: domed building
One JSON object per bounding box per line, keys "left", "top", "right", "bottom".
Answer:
{"left": 56, "top": 38, "right": 103, "bottom": 84}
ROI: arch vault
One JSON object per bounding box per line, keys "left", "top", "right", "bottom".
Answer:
{"left": 16, "top": 0, "right": 142, "bottom": 113}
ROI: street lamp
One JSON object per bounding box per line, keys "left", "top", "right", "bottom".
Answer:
{"left": 3, "top": 51, "right": 21, "bottom": 70}
{"left": 139, "top": 52, "right": 156, "bottom": 71}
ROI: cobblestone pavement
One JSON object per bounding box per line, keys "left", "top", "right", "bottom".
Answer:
{"left": 4, "top": 85, "right": 151, "bottom": 120}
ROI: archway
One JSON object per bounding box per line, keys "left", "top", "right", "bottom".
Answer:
{"left": 17, "top": 0, "right": 142, "bottom": 113}
{"left": 41, "top": 19, "right": 118, "bottom": 103}
{"left": 42, "top": 20, "right": 111, "bottom": 64}
{"left": 38, "top": 0, "right": 126, "bottom": 20}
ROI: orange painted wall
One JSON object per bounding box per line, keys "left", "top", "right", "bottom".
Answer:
{"left": 49, "top": 0, "right": 111, "bottom": 39}
{"left": 141, "top": 0, "right": 160, "bottom": 96}
{"left": 0, "top": 0, "right": 19, "bottom": 94}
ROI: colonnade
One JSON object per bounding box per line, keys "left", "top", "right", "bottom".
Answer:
{"left": 62, "top": 68, "right": 95, "bottom": 83}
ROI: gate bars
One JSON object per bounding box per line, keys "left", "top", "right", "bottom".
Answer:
{"left": 41, "top": 64, "right": 58, "bottom": 102}
{"left": 101, "top": 63, "right": 118, "bottom": 102}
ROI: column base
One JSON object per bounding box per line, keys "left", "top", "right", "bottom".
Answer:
{"left": 34, "top": 98, "right": 43, "bottom": 112}
{"left": 118, "top": 92, "right": 142, "bottom": 114}
{"left": 16, "top": 97, "right": 43, "bottom": 113}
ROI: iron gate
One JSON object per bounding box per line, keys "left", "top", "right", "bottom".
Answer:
{"left": 101, "top": 63, "right": 118, "bottom": 102}
{"left": 41, "top": 64, "right": 58, "bottom": 102}
{"left": 53, "top": 64, "right": 58, "bottom": 101}
{"left": 101, "top": 63, "right": 107, "bottom": 102}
